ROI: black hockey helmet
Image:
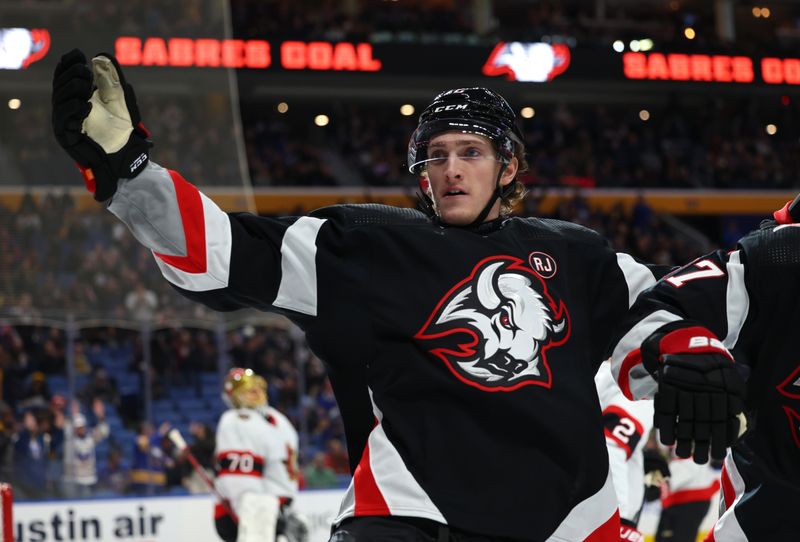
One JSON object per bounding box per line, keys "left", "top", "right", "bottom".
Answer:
{"left": 407, "top": 87, "right": 524, "bottom": 174}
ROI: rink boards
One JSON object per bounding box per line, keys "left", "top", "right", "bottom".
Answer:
{"left": 14, "top": 489, "right": 717, "bottom": 542}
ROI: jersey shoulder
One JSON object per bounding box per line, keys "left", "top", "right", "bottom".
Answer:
{"left": 218, "top": 408, "right": 256, "bottom": 428}
{"left": 309, "top": 203, "right": 431, "bottom": 228}
{"left": 510, "top": 216, "right": 609, "bottom": 246}
{"left": 739, "top": 222, "right": 800, "bottom": 267}
{"left": 267, "top": 407, "right": 299, "bottom": 441}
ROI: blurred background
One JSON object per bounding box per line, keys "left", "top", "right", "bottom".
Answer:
{"left": 0, "top": 0, "right": 798, "bottom": 518}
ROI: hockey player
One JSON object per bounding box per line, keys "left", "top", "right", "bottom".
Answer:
{"left": 654, "top": 455, "right": 719, "bottom": 542}
{"left": 608, "top": 197, "right": 800, "bottom": 540}
{"left": 214, "top": 367, "right": 306, "bottom": 542}
{"left": 51, "top": 49, "right": 746, "bottom": 541}
{"left": 596, "top": 360, "right": 661, "bottom": 542}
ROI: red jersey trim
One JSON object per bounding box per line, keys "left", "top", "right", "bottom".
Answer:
{"left": 353, "top": 418, "right": 390, "bottom": 516}
{"left": 584, "top": 509, "right": 620, "bottom": 542}
{"left": 662, "top": 480, "right": 720, "bottom": 508}
{"left": 154, "top": 169, "right": 207, "bottom": 273}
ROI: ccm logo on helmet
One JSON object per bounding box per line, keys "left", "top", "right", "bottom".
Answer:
{"left": 433, "top": 104, "right": 468, "bottom": 113}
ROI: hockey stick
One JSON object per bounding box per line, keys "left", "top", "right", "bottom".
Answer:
{"left": 167, "top": 428, "right": 239, "bottom": 523}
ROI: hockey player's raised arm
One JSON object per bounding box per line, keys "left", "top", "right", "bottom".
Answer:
{"left": 51, "top": 49, "right": 327, "bottom": 317}
{"left": 605, "top": 245, "right": 748, "bottom": 463}
{"left": 105, "top": 162, "right": 320, "bottom": 314}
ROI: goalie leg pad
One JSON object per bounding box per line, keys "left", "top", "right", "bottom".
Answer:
{"left": 236, "top": 493, "right": 280, "bottom": 542}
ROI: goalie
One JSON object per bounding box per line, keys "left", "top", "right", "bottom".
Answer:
{"left": 214, "top": 367, "right": 307, "bottom": 542}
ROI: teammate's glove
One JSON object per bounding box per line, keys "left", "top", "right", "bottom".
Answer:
{"left": 52, "top": 49, "right": 151, "bottom": 201}
{"left": 772, "top": 192, "right": 800, "bottom": 225}
{"left": 642, "top": 323, "right": 746, "bottom": 464}
{"left": 642, "top": 447, "right": 669, "bottom": 502}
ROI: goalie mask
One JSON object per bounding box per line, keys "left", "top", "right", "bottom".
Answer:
{"left": 407, "top": 87, "right": 525, "bottom": 225}
{"left": 223, "top": 368, "right": 268, "bottom": 410}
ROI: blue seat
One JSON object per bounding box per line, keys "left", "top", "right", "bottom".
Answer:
{"left": 172, "top": 387, "right": 197, "bottom": 400}
{"left": 154, "top": 409, "right": 182, "bottom": 426}
{"left": 177, "top": 398, "right": 208, "bottom": 412}
{"left": 153, "top": 399, "right": 173, "bottom": 411}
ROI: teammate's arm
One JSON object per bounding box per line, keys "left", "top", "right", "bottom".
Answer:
{"left": 606, "top": 248, "right": 748, "bottom": 462}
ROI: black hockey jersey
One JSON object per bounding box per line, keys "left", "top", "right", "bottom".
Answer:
{"left": 108, "top": 163, "right": 664, "bottom": 541}
{"left": 606, "top": 221, "right": 800, "bottom": 541}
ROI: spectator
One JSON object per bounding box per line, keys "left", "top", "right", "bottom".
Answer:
{"left": 129, "top": 421, "right": 171, "bottom": 494}
{"left": 324, "top": 439, "right": 349, "bottom": 475}
{"left": 98, "top": 447, "right": 130, "bottom": 495}
{"left": 178, "top": 421, "right": 216, "bottom": 494}
{"left": 302, "top": 451, "right": 339, "bottom": 488}
{"left": 124, "top": 281, "right": 159, "bottom": 322}
{"left": 13, "top": 411, "right": 56, "bottom": 498}
{"left": 63, "top": 399, "right": 109, "bottom": 498}
{"left": 18, "top": 372, "right": 52, "bottom": 411}
{"left": 79, "top": 367, "right": 119, "bottom": 407}
{"left": 0, "top": 401, "right": 13, "bottom": 483}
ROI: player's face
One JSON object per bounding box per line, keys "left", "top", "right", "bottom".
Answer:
{"left": 425, "top": 132, "right": 517, "bottom": 225}
{"left": 239, "top": 385, "right": 267, "bottom": 409}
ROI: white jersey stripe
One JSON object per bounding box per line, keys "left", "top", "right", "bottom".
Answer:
{"left": 335, "top": 481, "right": 356, "bottom": 523}
{"left": 723, "top": 250, "right": 749, "bottom": 349}
{"left": 616, "top": 253, "right": 657, "bottom": 307}
{"left": 545, "top": 467, "right": 618, "bottom": 542}
{"left": 153, "top": 192, "right": 232, "bottom": 291}
{"left": 273, "top": 217, "right": 326, "bottom": 316}
{"left": 610, "top": 310, "right": 682, "bottom": 400}
{"left": 712, "top": 453, "right": 748, "bottom": 541}
{"left": 333, "top": 388, "right": 445, "bottom": 526}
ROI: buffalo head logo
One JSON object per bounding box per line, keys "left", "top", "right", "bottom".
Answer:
{"left": 0, "top": 28, "right": 50, "bottom": 70}
{"left": 415, "top": 255, "right": 570, "bottom": 392}
{"left": 482, "top": 42, "right": 570, "bottom": 83}
{"left": 777, "top": 365, "right": 800, "bottom": 450}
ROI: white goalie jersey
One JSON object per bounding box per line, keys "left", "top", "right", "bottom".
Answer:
{"left": 215, "top": 405, "right": 300, "bottom": 511}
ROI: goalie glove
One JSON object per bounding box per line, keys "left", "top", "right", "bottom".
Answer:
{"left": 642, "top": 323, "right": 746, "bottom": 464}
{"left": 52, "top": 48, "right": 151, "bottom": 202}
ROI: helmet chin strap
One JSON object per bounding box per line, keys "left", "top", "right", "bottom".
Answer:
{"left": 467, "top": 163, "right": 508, "bottom": 228}
{"left": 425, "top": 162, "right": 512, "bottom": 227}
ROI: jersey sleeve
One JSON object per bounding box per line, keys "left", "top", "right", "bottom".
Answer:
{"left": 586, "top": 239, "right": 667, "bottom": 369}
{"left": 606, "top": 247, "right": 749, "bottom": 401}
{"left": 107, "top": 162, "right": 337, "bottom": 320}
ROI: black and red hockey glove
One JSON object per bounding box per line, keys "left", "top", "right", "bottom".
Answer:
{"left": 642, "top": 323, "right": 746, "bottom": 464}
{"left": 52, "top": 49, "right": 151, "bottom": 201}
{"left": 773, "top": 192, "right": 800, "bottom": 225}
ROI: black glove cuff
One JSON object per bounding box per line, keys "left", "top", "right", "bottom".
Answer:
{"left": 640, "top": 320, "right": 705, "bottom": 377}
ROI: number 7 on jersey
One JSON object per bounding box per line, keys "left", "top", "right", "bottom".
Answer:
{"left": 665, "top": 259, "right": 725, "bottom": 288}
